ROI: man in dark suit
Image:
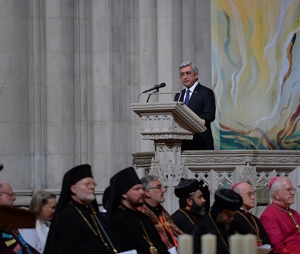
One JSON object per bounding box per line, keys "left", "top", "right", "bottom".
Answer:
{"left": 175, "top": 61, "right": 216, "bottom": 150}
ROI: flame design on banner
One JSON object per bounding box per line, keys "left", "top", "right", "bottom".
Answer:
{"left": 212, "top": 0, "right": 300, "bottom": 149}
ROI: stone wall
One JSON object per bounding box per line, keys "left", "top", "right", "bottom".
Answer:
{"left": 0, "top": 0, "right": 212, "bottom": 206}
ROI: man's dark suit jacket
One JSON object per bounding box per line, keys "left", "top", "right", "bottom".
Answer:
{"left": 175, "top": 82, "right": 216, "bottom": 150}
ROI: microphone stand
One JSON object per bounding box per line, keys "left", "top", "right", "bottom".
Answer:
{"left": 136, "top": 91, "right": 182, "bottom": 103}
{"left": 146, "top": 89, "right": 159, "bottom": 103}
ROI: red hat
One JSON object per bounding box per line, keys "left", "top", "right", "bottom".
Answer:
{"left": 231, "top": 182, "right": 242, "bottom": 191}
{"left": 268, "top": 176, "right": 279, "bottom": 190}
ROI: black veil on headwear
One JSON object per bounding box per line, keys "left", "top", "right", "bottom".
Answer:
{"left": 210, "top": 188, "right": 243, "bottom": 219}
{"left": 53, "top": 164, "right": 97, "bottom": 216}
{"left": 44, "top": 164, "right": 99, "bottom": 254}
{"left": 107, "top": 166, "right": 141, "bottom": 222}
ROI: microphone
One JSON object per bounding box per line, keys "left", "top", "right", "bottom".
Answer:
{"left": 0, "top": 164, "right": 3, "bottom": 171}
{"left": 142, "top": 83, "right": 166, "bottom": 93}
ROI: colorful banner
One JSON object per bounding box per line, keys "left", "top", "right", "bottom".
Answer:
{"left": 212, "top": 0, "right": 300, "bottom": 150}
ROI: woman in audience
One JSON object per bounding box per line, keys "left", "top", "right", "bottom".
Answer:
{"left": 19, "top": 190, "right": 57, "bottom": 253}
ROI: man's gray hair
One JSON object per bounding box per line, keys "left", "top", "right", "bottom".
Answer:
{"left": 179, "top": 61, "right": 198, "bottom": 74}
{"left": 140, "top": 175, "right": 159, "bottom": 190}
{"left": 270, "top": 177, "right": 289, "bottom": 199}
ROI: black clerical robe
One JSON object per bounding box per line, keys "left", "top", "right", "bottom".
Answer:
{"left": 171, "top": 208, "right": 198, "bottom": 234}
{"left": 109, "top": 204, "right": 169, "bottom": 254}
{"left": 234, "top": 210, "right": 272, "bottom": 248}
{"left": 192, "top": 212, "right": 237, "bottom": 254}
{"left": 44, "top": 200, "right": 118, "bottom": 254}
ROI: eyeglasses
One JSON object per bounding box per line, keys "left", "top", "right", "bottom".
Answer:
{"left": 279, "top": 188, "right": 296, "bottom": 193}
{"left": 81, "top": 182, "right": 98, "bottom": 188}
{"left": 147, "top": 184, "right": 167, "bottom": 191}
{"left": 0, "top": 192, "right": 15, "bottom": 197}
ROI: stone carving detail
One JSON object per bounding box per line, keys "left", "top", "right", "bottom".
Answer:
{"left": 240, "top": 167, "right": 256, "bottom": 187}
{"left": 183, "top": 154, "right": 300, "bottom": 165}
{"left": 257, "top": 171, "right": 291, "bottom": 188}
{"left": 184, "top": 156, "right": 245, "bottom": 164}
{"left": 142, "top": 134, "right": 193, "bottom": 140}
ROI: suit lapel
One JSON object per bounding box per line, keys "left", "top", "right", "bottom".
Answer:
{"left": 188, "top": 83, "right": 200, "bottom": 106}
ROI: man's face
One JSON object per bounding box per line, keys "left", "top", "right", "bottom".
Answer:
{"left": 237, "top": 183, "right": 255, "bottom": 210}
{"left": 71, "top": 177, "right": 96, "bottom": 205}
{"left": 275, "top": 179, "right": 295, "bottom": 207}
{"left": 179, "top": 65, "right": 199, "bottom": 89}
{"left": 189, "top": 189, "right": 206, "bottom": 216}
{"left": 218, "top": 209, "right": 237, "bottom": 228}
{"left": 123, "top": 184, "right": 145, "bottom": 208}
{"left": 145, "top": 180, "right": 166, "bottom": 206}
{"left": 0, "top": 182, "right": 16, "bottom": 206}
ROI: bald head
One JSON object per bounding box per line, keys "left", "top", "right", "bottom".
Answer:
{"left": 233, "top": 182, "right": 255, "bottom": 211}
{"left": 0, "top": 181, "right": 16, "bottom": 206}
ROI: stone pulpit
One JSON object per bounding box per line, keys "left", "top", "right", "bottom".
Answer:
{"left": 131, "top": 102, "right": 206, "bottom": 212}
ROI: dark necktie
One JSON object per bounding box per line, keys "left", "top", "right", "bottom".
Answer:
{"left": 184, "top": 89, "right": 190, "bottom": 105}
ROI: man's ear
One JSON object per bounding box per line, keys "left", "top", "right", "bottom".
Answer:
{"left": 144, "top": 190, "right": 152, "bottom": 198}
{"left": 122, "top": 193, "right": 127, "bottom": 200}
{"left": 70, "top": 185, "right": 77, "bottom": 195}
{"left": 274, "top": 191, "right": 280, "bottom": 200}
{"left": 186, "top": 197, "right": 193, "bottom": 207}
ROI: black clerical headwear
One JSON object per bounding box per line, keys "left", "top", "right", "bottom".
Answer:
{"left": 54, "top": 164, "right": 96, "bottom": 216}
{"left": 174, "top": 178, "right": 200, "bottom": 199}
{"left": 107, "top": 166, "right": 141, "bottom": 221}
{"left": 210, "top": 188, "right": 242, "bottom": 219}
{"left": 214, "top": 188, "right": 243, "bottom": 211}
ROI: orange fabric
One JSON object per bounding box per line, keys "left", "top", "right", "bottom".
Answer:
{"left": 138, "top": 204, "right": 183, "bottom": 249}
{"left": 159, "top": 216, "right": 178, "bottom": 247}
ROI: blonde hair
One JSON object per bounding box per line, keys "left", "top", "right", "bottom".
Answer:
{"left": 29, "top": 190, "right": 56, "bottom": 217}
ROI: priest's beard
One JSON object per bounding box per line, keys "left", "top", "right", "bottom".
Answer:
{"left": 190, "top": 202, "right": 206, "bottom": 216}
{"left": 77, "top": 192, "right": 95, "bottom": 204}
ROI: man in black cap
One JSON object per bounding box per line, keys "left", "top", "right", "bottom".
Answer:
{"left": 44, "top": 164, "right": 119, "bottom": 254}
{"left": 192, "top": 188, "right": 243, "bottom": 254}
{"left": 171, "top": 178, "right": 207, "bottom": 234}
{"left": 107, "top": 167, "right": 169, "bottom": 254}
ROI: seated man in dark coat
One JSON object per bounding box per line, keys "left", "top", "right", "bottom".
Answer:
{"left": 171, "top": 178, "right": 206, "bottom": 234}
{"left": 44, "top": 164, "right": 119, "bottom": 254}
{"left": 107, "top": 167, "right": 169, "bottom": 254}
{"left": 232, "top": 182, "right": 272, "bottom": 248}
{"left": 192, "top": 188, "right": 243, "bottom": 254}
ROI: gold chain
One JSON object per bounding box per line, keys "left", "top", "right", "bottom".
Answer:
{"left": 179, "top": 208, "right": 195, "bottom": 225}
{"left": 70, "top": 201, "right": 110, "bottom": 249}
{"left": 237, "top": 211, "right": 262, "bottom": 244}
{"left": 208, "top": 212, "right": 230, "bottom": 252}
{"left": 270, "top": 203, "right": 300, "bottom": 234}
{"left": 139, "top": 219, "right": 158, "bottom": 254}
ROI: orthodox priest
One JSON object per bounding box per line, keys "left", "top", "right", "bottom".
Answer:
{"left": 232, "top": 182, "right": 272, "bottom": 248}
{"left": 171, "top": 178, "right": 206, "bottom": 234}
{"left": 107, "top": 167, "right": 169, "bottom": 254}
{"left": 44, "top": 164, "right": 119, "bottom": 254}
{"left": 192, "top": 188, "right": 243, "bottom": 254}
